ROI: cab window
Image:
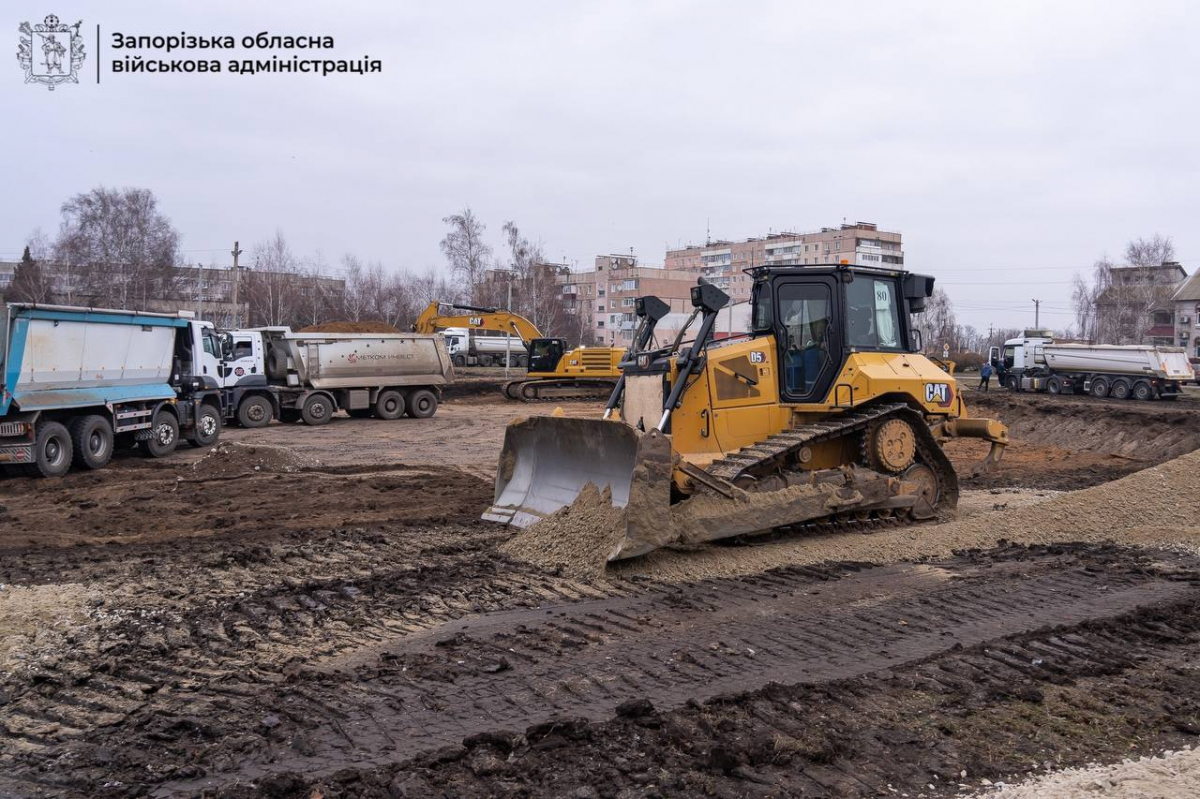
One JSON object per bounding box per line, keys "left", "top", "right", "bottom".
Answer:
{"left": 777, "top": 284, "right": 831, "bottom": 396}
{"left": 845, "top": 277, "right": 902, "bottom": 350}
{"left": 233, "top": 340, "right": 254, "bottom": 359}
{"left": 202, "top": 333, "right": 219, "bottom": 357}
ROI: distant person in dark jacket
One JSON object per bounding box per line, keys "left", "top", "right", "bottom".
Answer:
{"left": 979, "top": 362, "right": 993, "bottom": 392}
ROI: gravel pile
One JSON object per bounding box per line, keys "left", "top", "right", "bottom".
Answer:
{"left": 499, "top": 483, "right": 626, "bottom": 580}
{"left": 971, "top": 747, "right": 1200, "bottom": 798}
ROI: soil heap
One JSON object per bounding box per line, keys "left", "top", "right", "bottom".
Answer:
{"left": 190, "top": 441, "right": 318, "bottom": 478}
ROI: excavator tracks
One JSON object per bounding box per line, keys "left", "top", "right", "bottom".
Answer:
{"left": 503, "top": 378, "right": 619, "bottom": 402}
{"left": 703, "top": 402, "right": 960, "bottom": 529}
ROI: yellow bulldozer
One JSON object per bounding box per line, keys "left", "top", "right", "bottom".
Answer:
{"left": 412, "top": 301, "right": 643, "bottom": 401}
{"left": 484, "top": 265, "right": 1009, "bottom": 561}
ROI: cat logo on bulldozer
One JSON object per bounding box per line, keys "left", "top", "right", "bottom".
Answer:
{"left": 924, "top": 382, "right": 954, "bottom": 407}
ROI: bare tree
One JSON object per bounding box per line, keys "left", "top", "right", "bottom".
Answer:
{"left": 6, "top": 242, "right": 55, "bottom": 304}
{"left": 54, "top": 187, "right": 181, "bottom": 309}
{"left": 244, "top": 230, "right": 302, "bottom": 326}
{"left": 911, "top": 288, "right": 958, "bottom": 355}
{"left": 1125, "top": 234, "right": 1175, "bottom": 268}
{"left": 440, "top": 208, "right": 492, "bottom": 304}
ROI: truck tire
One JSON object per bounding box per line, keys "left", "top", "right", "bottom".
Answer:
{"left": 301, "top": 393, "right": 334, "bottom": 426}
{"left": 69, "top": 415, "right": 113, "bottom": 470}
{"left": 407, "top": 389, "right": 438, "bottom": 418}
{"left": 189, "top": 404, "right": 222, "bottom": 447}
{"left": 1110, "top": 379, "right": 1131, "bottom": 400}
{"left": 237, "top": 395, "right": 273, "bottom": 428}
{"left": 1090, "top": 377, "right": 1110, "bottom": 398}
{"left": 452, "top": 354, "right": 466, "bottom": 368}
{"left": 517, "top": 355, "right": 528, "bottom": 368}
{"left": 374, "top": 390, "right": 405, "bottom": 420}
{"left": 267, "top": 347, "right": 289, "bottom": 381}
{"left": 480, "top": 355, "right": 494, "bottom": 368}
{"left": 1133, "top": 381, "right": 1154, "bottom": 401}
{"left": 141, "top": 411, "right": 179, "bottom": 458}
{"left": 1004, "top": 375, "right": 1018, "bottom": 391}
{"left": 30, "top": 421, "right": 73, "bottom": 478}
{"left": 1046, "top": 376, "right": 1062, "bottom": 394}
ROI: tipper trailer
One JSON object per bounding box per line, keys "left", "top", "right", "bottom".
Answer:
{"left": 0, "top": 303, "right": 225, "bottom": 476}
{"left": 218, "top": 327, "right": 455, "bottom": 426}
{"left": 991, "top": 333, "right": 1192, "bottom": 400}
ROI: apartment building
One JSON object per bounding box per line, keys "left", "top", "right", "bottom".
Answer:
{"left": 557, "top": 254, "right": 696, "bottom": 345}
{"left": 664, "top": 222, "right": 904, "bottom": 302}
{"left": 1172, "top": 269, "right": 1200, "bottom": 357}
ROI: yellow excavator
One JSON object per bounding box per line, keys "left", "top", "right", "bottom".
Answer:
{"left": 484, "top": 265, "right": 1009, "bottom": 561}
{"left": 412, "top": 301, "right": 633, "bottom": 401}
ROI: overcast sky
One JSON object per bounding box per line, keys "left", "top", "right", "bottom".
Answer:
{"left": 4, "top": 0, "right": 1197, "bottom": 331}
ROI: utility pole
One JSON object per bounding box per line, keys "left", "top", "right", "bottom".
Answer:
{"left": 1033, "top": 299, "right": 1041, "bottom": 329}
{"left": 504, "top": 271, "right": 513, "bottom": 379}
{"left": 230, "top": 241, "right": 243, "bottom": 328}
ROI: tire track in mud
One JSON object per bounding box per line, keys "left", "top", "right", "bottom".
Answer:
{"left": 151, "top": 546, "right": 1200, "bottom": 796}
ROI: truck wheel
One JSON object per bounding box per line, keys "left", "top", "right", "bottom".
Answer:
{"left": 480, "top": 355, "right": 494, "bottom": 368}
{"left": 1004, "top": 375, "right": 1018, "bottom": 391}
{"left": 30, "top": 421, "right": 73, "bottom": 478}
{"left": 189, "top": 404, "right": 222, "bottom": 447}
{"left": 69, "top": 415, "right": 113, "bottom": 470}
{"left": 1133, "top": 381, "right": 1154, "bottom": 401}
{"left": 301, "top": 394, "right": 334, "bottom": 426}
{"left": 141, "top": 411, "right": 180, "bottom": 458}
{"left": 1110, "top": 379, "right": 1131, "bottom": 400}
{"left": 518, "top": 355, "right": 529, "bottom": 368}
{"left": 374, "top": 390, "right": 405, "bottom": 420}
{"left": 407, "top": 389, "right": 438, "bottom": 418}
{"left": 452, "top": 355, "right": 466, "bottom": 368}
{"left": 237, "top": 395, "right": 273, "bottom": 428}
{"left": 1090, "top": 377, "right": 1110, "bottom": 398}
{"left": 1046, "top": 376, "right": 1062, "bottom": 395}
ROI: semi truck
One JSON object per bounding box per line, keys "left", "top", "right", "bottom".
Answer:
{"left": 0, "top": 303, "right": 225, "bottom": 477}
{"left": 218, "top": 327, "right": 454, "bottom": 427}
{"left": 990, "top": 332, "right": 1192, "bottom": 400}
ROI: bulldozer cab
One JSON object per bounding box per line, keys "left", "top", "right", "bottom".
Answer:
{"left": 752, "top": 266, "right": 925, "bottom": 403}
{"left": 527, "top": 337, "right": 567, "bottom": 373}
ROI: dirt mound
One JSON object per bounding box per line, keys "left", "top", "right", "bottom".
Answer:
{"left": 974, "top": 747, "right": 1200, "bottom": 798}
{"left": 968, "top": 391, "right": 1200, "bottom": 462}
{"left": 499, "top": 484, "right": 625, "bottom": 580}
{"left": 190, "top": 441, "right": 319, "bottom": 478}
{"left": 299, "top": 320, "right": 400, "bottom": 334}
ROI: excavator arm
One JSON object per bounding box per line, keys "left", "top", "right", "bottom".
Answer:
{"left": 412, "top": 301, "right": 544, "bottom": 343}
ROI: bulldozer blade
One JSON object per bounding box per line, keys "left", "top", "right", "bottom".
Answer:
{"left": 483, "top": 417, "right": 675, "bottom": 560}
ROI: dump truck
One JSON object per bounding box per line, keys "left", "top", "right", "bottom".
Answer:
{"left": 990, "top": 333, "right": 1191, "bottom": 400}
{"left": 440, "top": 326, "right": 529, "bottom": 368}
{"left": 485, "top": 266, "right": 1008, "bottom": 561}
{"left": 412, "top": 301, "right": 626, "bottom": 400}
{"left": 218, "top": 327, "right": 454, "bottom": 426}
{"left": 0, "top": 303, "right": 225, "bottom": 476}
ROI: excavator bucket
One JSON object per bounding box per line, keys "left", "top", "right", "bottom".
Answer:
{"left": 482, "top": 416, "right": 676, "bottom": 561}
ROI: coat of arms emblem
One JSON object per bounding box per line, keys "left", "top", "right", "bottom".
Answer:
{"left": 17, "top": 14, "right": 85, "bottom": 90}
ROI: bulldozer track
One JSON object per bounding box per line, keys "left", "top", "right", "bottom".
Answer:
{"left": 704, "top": 401, "right": 959, "bottom": 524}
{"left": 136, "top": 547, "right": 1196, "bottom": 795}
{"left": 503, "top": 378, "right": 618, "bottom": 402}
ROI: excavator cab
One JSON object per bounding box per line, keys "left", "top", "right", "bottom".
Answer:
{"left": 527, "top": 338, "right": 567, "bottom": 373}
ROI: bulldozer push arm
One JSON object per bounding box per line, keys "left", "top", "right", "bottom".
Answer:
{"left": 487, "top": 265, "right": 1010, "bottom": 562}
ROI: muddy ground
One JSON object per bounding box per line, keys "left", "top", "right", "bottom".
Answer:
{"left": 2, "top": 380, "right": 1200, "bottom": 797}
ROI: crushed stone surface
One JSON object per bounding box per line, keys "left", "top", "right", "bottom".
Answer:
{"left": 971, "top": 747, "right": 1200, "bottom": 798}
{"left": 0, "top": 582, "right": 97, "bottom": 672}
